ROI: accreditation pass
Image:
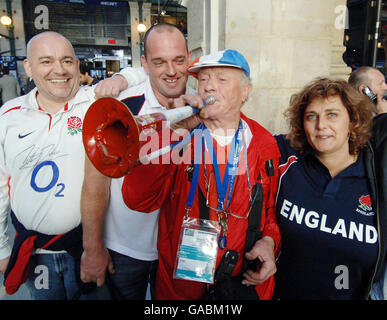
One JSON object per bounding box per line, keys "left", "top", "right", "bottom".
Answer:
{"left": 174, "top": 227, "right": 218, "bottom": 283}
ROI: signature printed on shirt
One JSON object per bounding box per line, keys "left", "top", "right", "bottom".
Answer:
{"left": 15, "top": 144, "right": 68, "bottom": 170}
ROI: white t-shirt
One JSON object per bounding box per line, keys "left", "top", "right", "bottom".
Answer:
{"left": 104, "top": 73, "right": 195, "bottom": 261}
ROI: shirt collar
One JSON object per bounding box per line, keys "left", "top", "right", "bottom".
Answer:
{"left": 301, "top": 146, "right": 365, "bottom": 178}
{"left": 144, "top": 77, "right": 163, "bottom": 111}
{"left": 26, "top": 87, "right": 39, "bottom": 110}
{"left": 341, "top": 151, "right": 365, "bottom": 177}
{"left": 26, "top": 86, "right": 92, "bottom": 113}
{"left": 241, "top": 119, "right": 252, "bottom": 148}
{"left": 143, "top": 76, "right": 197, "bottom": 112}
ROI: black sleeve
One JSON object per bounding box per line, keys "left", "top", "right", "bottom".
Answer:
{"left": 274, "top": 134, "right": 299, "bottom": 166}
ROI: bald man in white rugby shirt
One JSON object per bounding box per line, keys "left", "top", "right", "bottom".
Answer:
{"left": 0, "top": 31, "right": 144, "bottom": 300}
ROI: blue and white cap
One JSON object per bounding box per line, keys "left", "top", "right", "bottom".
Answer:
{"left": 188, "top": 49, "right": 250, "bottom": 78}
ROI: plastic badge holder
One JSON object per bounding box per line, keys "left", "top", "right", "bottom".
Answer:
{"left": 174, "top": 217, "right": 220, "bottom": 284}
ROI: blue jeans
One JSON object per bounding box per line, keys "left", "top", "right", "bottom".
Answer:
{"left": 370, "top": 259, "right": 387, "bottom": 300}
{"left": 104, "top": 249, "right": 158, "bottom": 300}
{"left": 26, "top": 252, "right": 109, "bottom": 300}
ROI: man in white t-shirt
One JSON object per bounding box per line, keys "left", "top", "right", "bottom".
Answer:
{"left": 80, "top": 23, "right": 193, "bottom": 299}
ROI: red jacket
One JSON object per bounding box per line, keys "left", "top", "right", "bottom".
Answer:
{"left": 123, "top": 114, "right": 281, "bottom": 300}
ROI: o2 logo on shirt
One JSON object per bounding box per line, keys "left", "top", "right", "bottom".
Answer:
{"left": 30, "top": 160, "right": 65, "bottom": 197}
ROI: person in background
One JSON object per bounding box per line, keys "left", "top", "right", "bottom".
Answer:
{"left": 368, "top": 109, "right": 387, "bottom": 300}
{"left": 0, "top": 67, "right": 21, "bottom": 104}
{"left": 79, "top": 61, "right": 100, "bottom": 86}
{"left": 17, "top": 75, "right": 25, "bottom": 95}
{"left": 349, "top": 66, "right": 387, "bottom": 300}
{"left": 24, "top": 77, "right": 36, "bottom": 94}
{"left": 274, "top": 77, "right": 385, "bottom": 300}
{"left": 348, "top": 66, "right": 387, "bottom": 114}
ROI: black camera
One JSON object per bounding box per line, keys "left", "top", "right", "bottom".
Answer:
{"left": 202, "top": 249, "right": 259, "bottom": 300}
{"left": 215, "top": 250, "right": 239, "bottom": 282}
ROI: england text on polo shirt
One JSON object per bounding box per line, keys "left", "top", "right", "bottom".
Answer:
{"left": 279, "top": 198, "right": 377, "bottom": 244}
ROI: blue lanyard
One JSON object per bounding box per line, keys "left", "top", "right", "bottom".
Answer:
{"left": 185, "top": 121, "right": 244, "bottom": 212}
{"left": 202, "top": 122, "right": 243, "bottom": 212}
{"left": 185, "top": 123, "right": 204, "bottom": 209}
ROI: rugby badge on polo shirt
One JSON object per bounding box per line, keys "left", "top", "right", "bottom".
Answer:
{"left": 67, "top": 116, "right": 82, "bottom": 135}
{"left": 356, "top": 195, "right": 375, "bottom": 216}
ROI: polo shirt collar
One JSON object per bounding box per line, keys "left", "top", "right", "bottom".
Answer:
{"left": 143, "top": 77, "right": 197, "bottom": 112}
{"left": 301, "top": 146, "right": 365, "bottom": 178}
{"left": 26, "top": 86, "right": 92, "bottom": 113}
{"left": 144, "top": 77, "right": 164, "bottom": 111}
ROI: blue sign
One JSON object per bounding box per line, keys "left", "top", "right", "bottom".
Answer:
{"left": 0, "top": 56, "right": 17, "bottom": 70}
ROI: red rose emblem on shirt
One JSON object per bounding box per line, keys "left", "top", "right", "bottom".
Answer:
{"left": 67, "top": 116, "right": 82, "bottom": 135}
{"left": 359, "top": 195, "right": 372, "bottom": 210}
{"left": 68, "top": 116, "right": 82, "bottom": 129}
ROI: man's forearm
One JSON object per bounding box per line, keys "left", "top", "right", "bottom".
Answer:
{"left": 0, "top": 184, "right": 12, "bottom": 260}
{"left": 117, "top": 67, "right": 147, "bottom": 88}
{"left": 81, "top": 159, "right": 111, "bottom": 251}
{"left": 0, "top": 213, "right": 11, "bottom": 260}
{"left": 93, "top": 67, "right": 147, "bottom": 99}
{"left": 81, "top": 187, "right": 109, "bottom": 251}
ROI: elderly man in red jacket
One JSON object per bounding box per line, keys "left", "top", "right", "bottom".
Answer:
{"left": 122, "top": 49, "right": 281, "bottom": 300}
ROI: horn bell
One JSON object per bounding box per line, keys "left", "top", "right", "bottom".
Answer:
{"left": 82, "top": 97, "right": 141, "bottom": 178}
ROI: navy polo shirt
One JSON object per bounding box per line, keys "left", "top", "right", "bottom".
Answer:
{"left": 274, "top": 134, "right": 378, "bottom": 300}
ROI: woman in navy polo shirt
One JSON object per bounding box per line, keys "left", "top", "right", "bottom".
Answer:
{"left": 272, "top": 78, "right": 382, "bottom": 299}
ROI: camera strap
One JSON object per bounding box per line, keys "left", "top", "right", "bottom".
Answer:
{"left": 242, "top": 174, "right": 264, "bottom": 273}
{"left": 198, "top": 171, "right": 264, "bottom": 278}
{"left": 242, "top": 159, "right": 275, "bottom": 272}
{"left": 198, "top": 187, "right": 210, "bottom": 220}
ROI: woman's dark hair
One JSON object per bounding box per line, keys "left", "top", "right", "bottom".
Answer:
{"left": 285, "top": 77, "right": 374, "bottom": 155}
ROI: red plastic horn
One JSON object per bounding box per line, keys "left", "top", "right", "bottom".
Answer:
{"left": 82, "top": 97, "right": 207, "bottom": 178}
